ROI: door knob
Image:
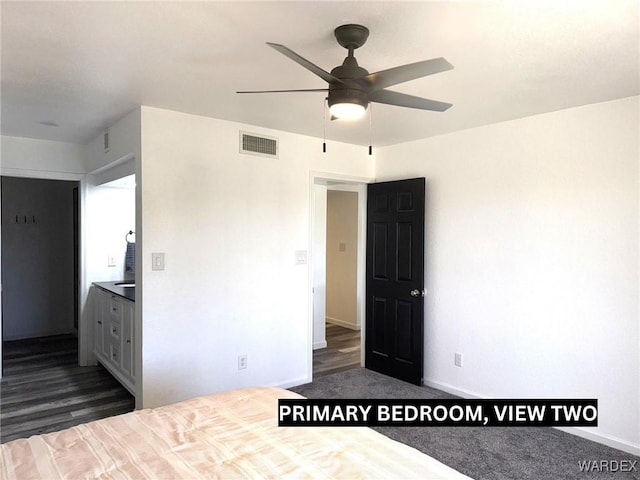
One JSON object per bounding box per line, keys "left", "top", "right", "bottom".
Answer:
{"left": 410, "top": 289, "right": 425, "bottom": 297}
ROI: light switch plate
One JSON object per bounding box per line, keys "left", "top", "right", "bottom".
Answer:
{"left": 152, "top": 252, "right": 165, "bottom": 271}
{"left": 295, "top": 250, "right": 307, "bottom": 265}
{"left": 454, "top": 352, "right": 463, "bottom": 367}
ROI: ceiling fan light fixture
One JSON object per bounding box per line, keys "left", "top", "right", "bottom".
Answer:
{"left": 329, "top": 102, "right": 366, "bottom": 120}
{"left": 239, "top": 24, "right": 454, "bottom": 124}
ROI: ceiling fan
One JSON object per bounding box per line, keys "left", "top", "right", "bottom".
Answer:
{"left": 237, "top": 24, "right": 453, "bottom": 120}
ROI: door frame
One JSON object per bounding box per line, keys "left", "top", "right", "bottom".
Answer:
{"left": 0, "top": 167, "right": 88, "bottom": 378}
{"left": 308, "top": 171, "right": 373, "bottom": 383}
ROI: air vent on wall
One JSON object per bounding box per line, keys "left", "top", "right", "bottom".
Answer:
{"left": 103, "top": 130, "right": 110, "bottom": 153}
{"left": 240, "top": 131, "right": 278, "bottom": 158}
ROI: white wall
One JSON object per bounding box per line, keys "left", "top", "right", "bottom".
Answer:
{"left": 326, "top": 190, "right": 359, "bottom": 329}
{"left": 376, "top": 96, "right": 640, "bottom": 454}
{"left": 139, "top": 106, "right": 374, "bottom": 408}
{"left": 84, "top": 183, "right": 136, "bottom": 284}
{"left": 0, "top": 136, "right": 85, "bottom": 176}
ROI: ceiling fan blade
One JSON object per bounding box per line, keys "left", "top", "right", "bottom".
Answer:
{"left": 267, "top": 43, "right": 344, "bottom": 85}
{"left": 236, "top": 88, "right": 328, "bottom": 94}
{"left": 370, "top": 89, "right": 452, "bottom": 112}
{"left": 362, "top": 57, "right": 453, "bottom": 91}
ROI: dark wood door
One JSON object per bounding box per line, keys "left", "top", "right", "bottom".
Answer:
{"left": 365, "top": 178, "right": 425, "bottom": 385}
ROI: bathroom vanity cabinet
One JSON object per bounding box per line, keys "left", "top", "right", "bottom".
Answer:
{"left": 93, "top": 283, "right": 135, "bottom": 394}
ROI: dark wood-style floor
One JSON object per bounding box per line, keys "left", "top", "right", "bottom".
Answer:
{"left": 313, "top": 323, "right": 361, "bottom": 378}
{"left": 0, "top": 334, "right": 134, "bottom": 443}
{"left": 0, "top": 327, "right": 356, "bottom": 444}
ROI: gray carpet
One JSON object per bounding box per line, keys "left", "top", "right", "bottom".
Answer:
{"left": 290, "top": 368, "right": 639, "bottom": 480}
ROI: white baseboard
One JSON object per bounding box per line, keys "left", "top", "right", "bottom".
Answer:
{"left": 274, "top": 374, "right": 311, "bottom": 390}
{"left": 3, "top": 328, "right": 75, "bottom": 341}
{"left": 326, "top": 317, "right": 360, "bottom": 331}
{"left": 313, "top": 341, "right": 327, "bottom": 350}
{"left": 423, "top": 378, "right": 640, "bottom": 457}
{"left": 554, "top": 427, "right": 640, "bottom": 457}
{"left": 423, "top": 378, "right": 485, "bottom": 399}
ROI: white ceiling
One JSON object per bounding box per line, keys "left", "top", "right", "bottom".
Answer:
{"left": 1, "top": 1, "right": 638, "bottom": 147}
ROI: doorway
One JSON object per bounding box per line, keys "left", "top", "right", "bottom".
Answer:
{"left": 1, "top": 177, "right": 79, "bottom": 346}
{"left": 310, "top": 175, "right": 369, "bottom": 380}
{"left": 310, "top": 175, "right": 427, "bottom": 386}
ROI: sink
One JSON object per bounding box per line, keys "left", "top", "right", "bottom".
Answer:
{"left": 115, "top": 281, "right": 135, "bottom": 287}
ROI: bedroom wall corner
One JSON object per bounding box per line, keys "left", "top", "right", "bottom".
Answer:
{"left": 375, "top": 96, "right": 640, "bottom": 454}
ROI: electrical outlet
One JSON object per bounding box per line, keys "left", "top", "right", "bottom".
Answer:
{"left": 108, "top": 255, "right": 117, "bottom": 267}
{"left": 454, "top": 352, "right": 463, "bottom": 368}
{"left": 238, "top": 355, "right": 248, "bottom": 370}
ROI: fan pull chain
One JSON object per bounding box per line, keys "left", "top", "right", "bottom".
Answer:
{"left": 323, "top": 97, "right": 327, "bottom": 153}
{"left": 368, "top": 103, "right": 373, "bottom": 156}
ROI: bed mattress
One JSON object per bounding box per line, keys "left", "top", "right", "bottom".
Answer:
{"left": 1, "top": 386, "right": 472, "bottom": 479}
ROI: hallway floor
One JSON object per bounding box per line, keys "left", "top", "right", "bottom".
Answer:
{"left": 313, "top": 323, "right": 361, "bottom": 379}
